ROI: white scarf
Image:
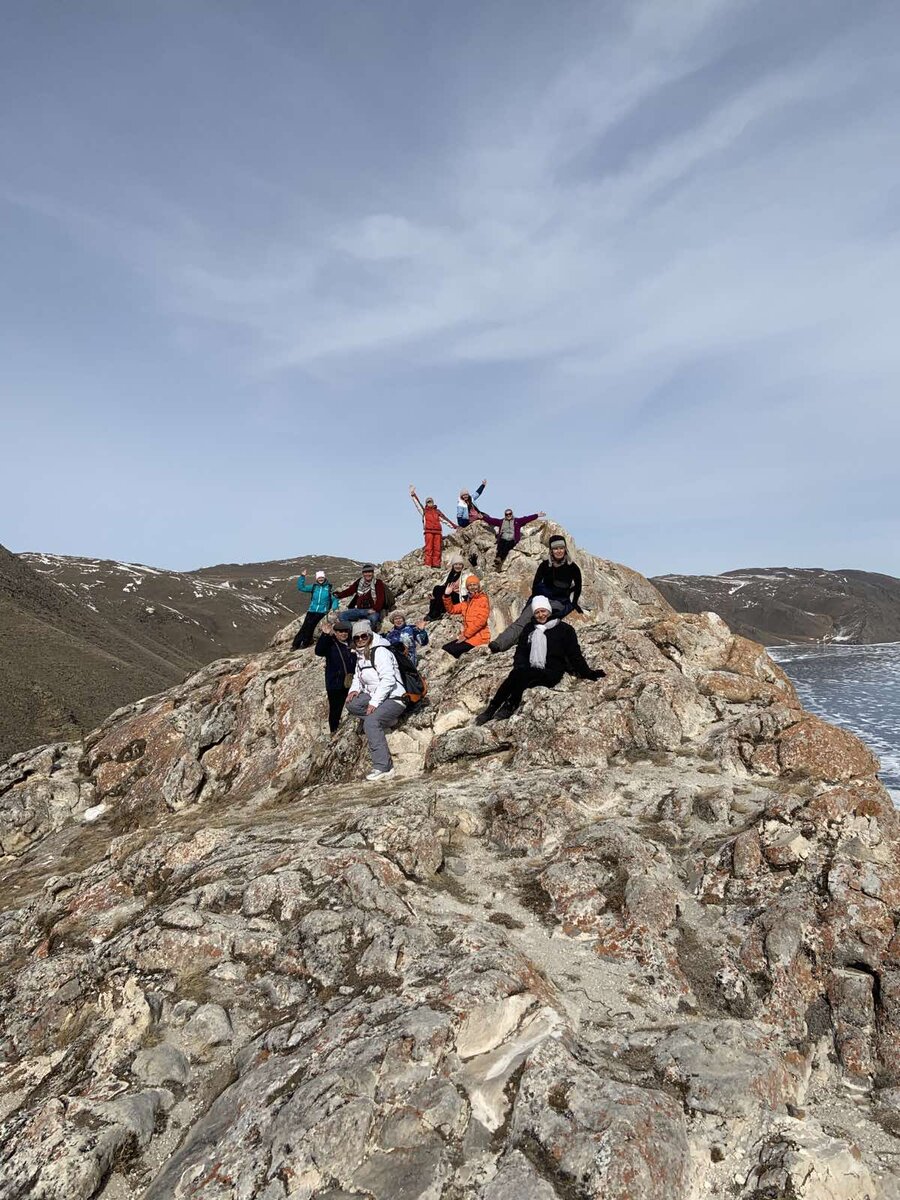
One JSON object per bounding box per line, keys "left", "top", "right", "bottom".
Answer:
{"left": 529, "top": 617, "right": 559, "bottom": 668}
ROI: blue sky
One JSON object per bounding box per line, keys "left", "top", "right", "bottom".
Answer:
{"left": 2, "top": 0, "right": 899, "bottom": 576}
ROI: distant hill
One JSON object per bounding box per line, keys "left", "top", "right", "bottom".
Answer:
{"left": 2, "top": 548, "right": 364, "bottom": 760}
{"left": 652, "top": 567, "right": 900, "bottom": 646}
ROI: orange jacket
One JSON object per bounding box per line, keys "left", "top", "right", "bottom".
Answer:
{"left": 444, "top": 592, "right": 491, "bottom": 646}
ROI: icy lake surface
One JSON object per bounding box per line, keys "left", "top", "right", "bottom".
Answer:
{"left": 771, "top": 642, "right": 900, "bottom": 801}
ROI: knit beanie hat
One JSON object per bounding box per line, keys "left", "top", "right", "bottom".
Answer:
{"left": 531, "top": 595, "right": 553, "bottom": 614}
{"left": 451, "top": 557, "right": 464, "bottom": 568}
{"left": 466, "top": 574, "right": 481, "bottom": 588}
{"left": 351, "top": 621, "right": 372, "bottom": 639}
{"left": 548, "top": 536, "right": 567, "bottom": 550}
{"left": 389, "top": 610, "right": 406, "bottom": 624}
{"left": 315, "top": 570, "right": 326, "bottom": 579}
{"left": 362, "top": 564, "right": 375, "bottom": 572}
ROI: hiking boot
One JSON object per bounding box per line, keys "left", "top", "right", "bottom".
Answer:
{"left": 474, "top": 706, "right": 497, "bottom": 726}
{"left": 493, "top": 701, "right": 517, "bottom": 722}
{"left": 365, "top": 768, "right": 395, "bottom": 782}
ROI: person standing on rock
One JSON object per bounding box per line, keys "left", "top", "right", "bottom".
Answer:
{"left": 481, "top": 508, "right": 546, "bottom": 570}
{"left": 442, "top": 575, "right": 491, "bottom": 658}
{"left": 314, "top": 619, "right": 356, "bottom": 734}
{"left": 456, "top": 479, "right": 488, "bottom": 526}
{"left": 386, "top": 611, "right": 429, "bottom": 665}
{"left": 476, "top": 596, "right": 604, "bottom": 723}
{"left": 410, "top": 486, "right": 457, "bottom": 568}
{"left": 292, "top": 568, "right": 339, "bottom": 649}
{"left": 426, "top": 556, "right": 466, "bottom": 620}
{"left": 489, "top": 534, "right": 584, "bottom": 654}
{"left": 335, "top": 565, "right": 393, "bottom": 628}
{"left": 346, "top": 622, "right": 408, "bottom": 780}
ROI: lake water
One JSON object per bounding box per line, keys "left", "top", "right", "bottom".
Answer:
{"left": 770, "top": 642, "right": 900, "bottom": 803}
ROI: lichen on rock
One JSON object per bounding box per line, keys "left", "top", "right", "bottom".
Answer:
{"left": 1, "top": 520, "right": 898, "bottom": 1199}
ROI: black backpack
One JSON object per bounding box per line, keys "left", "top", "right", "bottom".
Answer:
{"left": 372, "top": 643, "right": 428, "bottom": 705}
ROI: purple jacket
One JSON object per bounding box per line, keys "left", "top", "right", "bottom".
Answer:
{"left": 482, "top": 513, "right": 539, "bottom": 544}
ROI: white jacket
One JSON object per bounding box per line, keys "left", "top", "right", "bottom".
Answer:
{"left": 352, "top": 635, "right": 406, "bottom": 707}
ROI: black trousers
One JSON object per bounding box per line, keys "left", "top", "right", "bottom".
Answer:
{"left": 443, "top": 639, "right": 475, "bottom": 658}
{"left": 293, "top": 610, "right": 326, "bottom": 649}
{"left": 327, "top": 686, "right": 349, "bottom": 733}
{"left": 491, "top": 666, "right": 565, "bottom": 712}
{"left": 495, "top": 538, "right": 515, "bottom": 563}
{"left": 427, "top": 585, "right": 448, "bottom": 620}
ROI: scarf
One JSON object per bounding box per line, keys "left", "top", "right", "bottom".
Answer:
{"left": 500, "top": 516, "right": 515, "bottom": 541}
{"left": 529, "top": 618, "right": 560, "bottom": 669}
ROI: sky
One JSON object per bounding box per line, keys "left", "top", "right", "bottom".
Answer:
{"left": 2, "top": 0, "right": 899, "bottom": 577}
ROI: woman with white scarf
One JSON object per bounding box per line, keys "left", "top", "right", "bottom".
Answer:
{"left": 475, "top": 596, "right": 604, "bottom": 724}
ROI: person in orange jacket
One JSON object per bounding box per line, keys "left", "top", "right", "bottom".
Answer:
{"left": 410, "top": 484, "right": 458, "bottom": 568}
{"left": 442, "top": 575, "right": 491, "bottom": 658}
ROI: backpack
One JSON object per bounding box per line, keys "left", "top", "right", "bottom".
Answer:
{"left": 373, "top": 643, "right": 428, "bottom": 706}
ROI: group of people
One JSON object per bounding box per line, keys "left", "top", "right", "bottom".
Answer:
{"left": 295, "top": 521, "right": 604, "bottom": 780}
{"left": 409, "top": 478, "right": 546, "bottom": 572}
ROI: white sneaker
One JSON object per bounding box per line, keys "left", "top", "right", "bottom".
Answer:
{"left": 365, "top": 768, "right": 395, "bottom": 782}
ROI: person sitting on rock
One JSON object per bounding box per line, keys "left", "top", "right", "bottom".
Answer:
{"left": 410, "top": 486, "right": 457, "bottom": 568}
{"left": 386, "top": 610, "right": 429, "bottom": 665}
{"left": 292, "top": 567, "right": 340, "bottom": 649}
{"left": 335, "top": 564, "right": 392, "bottom": 628}
{"left": 476, "top": 596, "right": 604, "bottom": 724}
{"left": 426, "top": 556, "right": 465, "bottom": 621}
{"left": 314, "top": 618, "right": 356, "bottom": 734}
{"left": 457, "top": 479, "right": 488, "bottom": 527}
{"left": 442, "top": 575, "right": 491, "bottom": 658}
{"left": 489, "top": 534, "right": 584, "bottom": 653}
{"left": 481, "top": 507, "right": 546, "bottom": 570}
{"left": 346, "top": 622, "right": 409, "bottom": 781}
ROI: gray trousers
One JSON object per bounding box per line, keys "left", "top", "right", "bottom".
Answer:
{"left": 346, "top": 692, "right": 407, "bottom": 771}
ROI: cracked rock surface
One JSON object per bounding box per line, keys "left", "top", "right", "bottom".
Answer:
{"left": 1, "top": 520, "right": 898, "bottom": 1199}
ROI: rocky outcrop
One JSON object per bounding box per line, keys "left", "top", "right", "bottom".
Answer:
{"left": 1, "top": 519, "right": 898, "bottom": 1199}
{"left": 653, "top": 566, "right": 900, "bottom": 646}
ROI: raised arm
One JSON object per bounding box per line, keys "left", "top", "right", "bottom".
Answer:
{"left": 480, "top": 512, "right": 502, "bottom": 528}
{"left": 474, "top": 478, "right": 487, "bottom": 500}
{"left": 296, "top": 573, "right": 314, "bottom": 594}
{"left": 409, "top": 484, "right": 425, "bottom": 516}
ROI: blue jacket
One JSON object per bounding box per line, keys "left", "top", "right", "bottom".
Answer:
{"left": 315, "top": 632, "right": 357, "bottom": 691}
{"left": 297, "top": 575, "right": 339, "bottom": 614}
{"left": 456, "top": 481, "right": 486, "bottom": 526}
{"left": 386, "top": 624, "right": 429, "bottom": 665}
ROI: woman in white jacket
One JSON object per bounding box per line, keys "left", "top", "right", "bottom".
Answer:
{"left": 345, "top": 622, "right": 408, "bottom": 780}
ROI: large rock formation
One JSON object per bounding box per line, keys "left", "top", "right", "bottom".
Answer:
{"left": 1, "top": 547, "right": 363, "bottom": 762}
{"left": 1, "top": 520, "right": 899, "bottom": 1199}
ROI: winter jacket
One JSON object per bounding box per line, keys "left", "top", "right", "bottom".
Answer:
{"left": 532, "top": 560, "right": 583, "bottom": 611}
{"left": 443, "top": 591, "right": 491, "bottom": 646}
{"left": 512, "top": 620, "right": 598, "bottom": 678}
{"left": 350, "top": 635, "right": 407, "bottom": 707}
{"left": 297, "top": 575, "right": 339, "bottom": 614}
{"left": 482, "top": 513, "right": 539, "bottom": 545}
{"left": 411, "top": 490, "right": 457, "bottom": 532}
{"left": 315, "top": 632, "right": 357, "bottom": 691}
{"left": 456, "top": 481, "right": 486, "bottom": 526}
{"left": 336, "top": 577, "right": 389, "bottom": 613}
{"left": 386, "top": 624, "right": 429, "bottom": 665}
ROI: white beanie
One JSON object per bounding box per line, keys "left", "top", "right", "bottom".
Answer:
{"left": 531, "top": 595, "right": 553, "bottom": 614}
{"left": 315, "top": 570, "right": 326, "bottom": 579}
{"left": 351, "top": 621, "right": 373, "bottom": 638}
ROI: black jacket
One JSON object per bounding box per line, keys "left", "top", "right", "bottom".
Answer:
{"left": 315, "top": 632, "right": 357, "bottom": 691}
{"left": 512, "top": 620, "right": 598, "bottom": 678}
{"left": 532, "top": 560, "right": 582, "bottom": 610}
